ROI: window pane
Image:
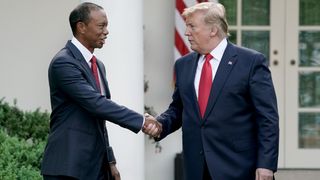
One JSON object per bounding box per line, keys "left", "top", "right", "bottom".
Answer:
{"left": 242, "top": 0, "right": 270, "bottom": 25}
{"left": 300, "top": 0, "right": 320, "bottom": 25}
{"left": 219, "top": 0, "right": 237, "bottom": 25}
{"left": 228, "top": 30, "right": 237, "bottom": 44}
{"left": 299, "top": 113, "right": 320, "bottom": 149}
{"left": 242, "top": 31, "right": 270, "bottom": 62}
{"left": 299, "top": 31, "right": 320, "bottom": 67}
{"left": 299, "top": 72, "right": 320, "bottom": 107}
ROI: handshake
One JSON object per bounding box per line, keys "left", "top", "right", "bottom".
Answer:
{"left": 142, "top": 113, "right": 162, "bottom": 138}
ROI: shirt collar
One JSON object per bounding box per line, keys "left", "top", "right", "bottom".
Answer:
{"left": 71, "top": 36, "right": 95, "bottom": 64}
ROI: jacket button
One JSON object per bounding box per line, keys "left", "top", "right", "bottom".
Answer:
{"left": 200, "top": 150, "right": 203, "bottom": 155}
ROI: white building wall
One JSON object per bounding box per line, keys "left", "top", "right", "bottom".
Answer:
{"left": 0, "top": 0, "right": 79, "bottom": 111}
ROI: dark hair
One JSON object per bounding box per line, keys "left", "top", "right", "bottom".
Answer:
{"left": 69, "top": 2, "right": 103, "bottom": 35}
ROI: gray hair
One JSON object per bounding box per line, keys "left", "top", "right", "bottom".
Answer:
{"left": 182, "top": 2, "right": 229, "bottom": 38}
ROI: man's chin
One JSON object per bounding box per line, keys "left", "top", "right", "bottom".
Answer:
{"left": 190, "top": 46, "right": 197, "bottom": 52}
{"left": 96, "top": 44, "right": 104, "bottom": 49}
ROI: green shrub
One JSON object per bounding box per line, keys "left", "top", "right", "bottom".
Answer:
{"left": 0, "top": 129, "right": 45, "bottom": 180}
{"left": 0, "top": 98, "right": 50, "bottom": 142}
{"left": 0, "top": 98, "right": 49, "bottom": 179}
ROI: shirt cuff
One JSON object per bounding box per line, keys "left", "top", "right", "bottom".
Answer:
{"left": 141, "top": 115, "right": 145, "bottom": 130}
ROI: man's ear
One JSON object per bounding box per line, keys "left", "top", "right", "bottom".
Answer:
{"left": 77, "top": 22, "right": 86, "bottom": 34}
{"left": 210, "top": 26, "right": 218, "bottom": 37}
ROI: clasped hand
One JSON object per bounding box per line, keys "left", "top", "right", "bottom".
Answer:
{"left": 142, "top": 113, "right": 162, "bottom": 138}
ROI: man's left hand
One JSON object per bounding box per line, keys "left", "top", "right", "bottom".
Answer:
{"left": 255, "top": 168, "right": 273, "bottom": 180}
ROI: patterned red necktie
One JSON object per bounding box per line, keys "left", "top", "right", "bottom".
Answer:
{"left": 90, "top": 56, "right": 101, "bottom": 93}
{"left": 198, "top": 54, "right": 213, "bottom": 118}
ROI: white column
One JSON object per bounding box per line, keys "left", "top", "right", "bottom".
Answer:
{"left": 82, "top": 1, "right": 144, "bottom": 180}
{"left": 143, "top": 0, "right": 183, "bottom": 180}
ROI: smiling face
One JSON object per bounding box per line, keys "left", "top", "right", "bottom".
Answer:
{"left": 77, "top": 9, "right": 108, "bottom": 53}
{"left": 184, "top": 11, "right": 217, "bottom": 55}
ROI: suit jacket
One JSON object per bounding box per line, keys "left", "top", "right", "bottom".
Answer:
{"left": 41, "top": 41, "right": 143, "bottom": 179}
{"left": 157, "top": 42, "right": 279, "bottom": 180}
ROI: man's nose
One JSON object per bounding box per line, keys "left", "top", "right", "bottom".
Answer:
{"left": 185, "top": 29, "right": 190, "bottom": 36}
{"left": 104, "top": 28, "right": 109, "bottom": 35}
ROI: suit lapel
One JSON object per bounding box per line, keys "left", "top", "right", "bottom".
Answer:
{"left": 202, "top": 43, "right": 238, "bottom": 120}
{"left": 80, "top": 60, "right": 97, "bottom": 89}
{"left": 189, "top": 53, "right": 202, "bottom": 120}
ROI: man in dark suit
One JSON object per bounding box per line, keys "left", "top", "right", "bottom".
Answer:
{"left": 149, "top": 2, "right": 279, "bottom": 180}
{"left": 41, "top": 2, "right": 161, "bottom": 180}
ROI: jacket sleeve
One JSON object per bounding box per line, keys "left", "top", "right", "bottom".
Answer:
{"left": 249, "top": 53, "right": 279, "bottom": 171}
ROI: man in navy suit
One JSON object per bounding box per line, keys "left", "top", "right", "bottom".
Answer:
{"left": 149, "top": 2, "right": 279, "bottom": 180}
{"left": 41, "top": 2, "right": 161, "bottom": 180}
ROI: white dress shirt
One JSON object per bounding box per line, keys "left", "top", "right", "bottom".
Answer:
{"left": 194, "top": 38, "right": 228, "bottom": 98}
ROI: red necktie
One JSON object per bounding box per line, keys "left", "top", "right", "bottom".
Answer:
{"left": 198, "top": 54, "right": 213, "bottom": 118}
{"left": 90, "top": 56, "right": 101, "bottom": 92}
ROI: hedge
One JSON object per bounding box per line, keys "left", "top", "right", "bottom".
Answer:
{"left": 0, "top": 98, "right": 49, "bottom": 179}
{"left": 0, "top": 98, "right": 50, "bottom": 142}
{"left": 0, "top": 130, "right": 45, "bottom": 179}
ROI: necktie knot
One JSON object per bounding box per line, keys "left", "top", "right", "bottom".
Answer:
{"left": 204, "top": 54, "right": 213, "bottom": 62}
{"left": 91, "top": 56, "right": 97, "bottom": 64}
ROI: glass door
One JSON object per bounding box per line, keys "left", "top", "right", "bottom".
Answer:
{"left": 286, "top": 0, "right": 320, "bottom": 168}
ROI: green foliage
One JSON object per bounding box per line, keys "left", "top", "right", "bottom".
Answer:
{"left": 0, "top": 98, "right": 49, "bottom": 179}
{"left": 0, "top": 98, "right": 50, "bottom": 142}
{"left": 0, "top": 130, "right": 45, "bottom": 180}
